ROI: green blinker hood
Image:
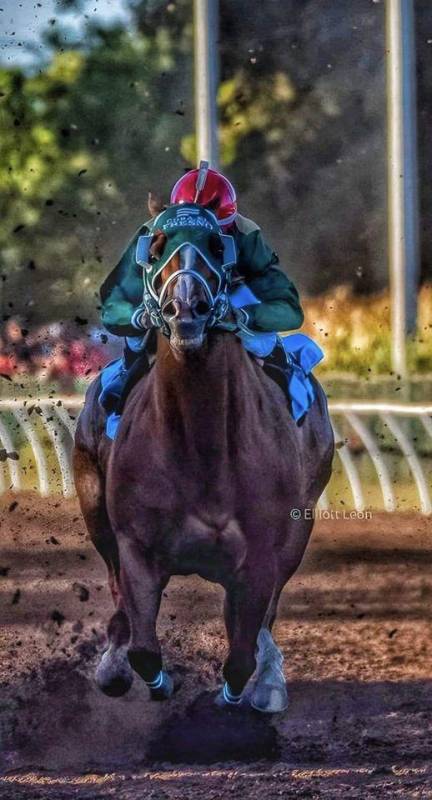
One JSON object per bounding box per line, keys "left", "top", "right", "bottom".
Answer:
{"left": 135, "top": 203, "right": 237, "bottom": 300}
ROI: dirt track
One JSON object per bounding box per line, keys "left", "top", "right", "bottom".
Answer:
{"left": 0, "top": 494, "right": 431, "bottom": 798}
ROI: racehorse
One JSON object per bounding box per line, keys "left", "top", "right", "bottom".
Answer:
{"left": 73, "top": 206, "right": 334, "bottom": 713}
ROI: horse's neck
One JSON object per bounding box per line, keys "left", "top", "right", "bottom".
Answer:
{"left": 152, "top": 333, "right": 254, "bottom": 461}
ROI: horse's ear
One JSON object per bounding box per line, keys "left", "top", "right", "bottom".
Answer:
{"left": 148, "top": 191, "right": 166, "bottom": 218}
{"left": 149, "top": 229, "right": 167, "bottom": 259}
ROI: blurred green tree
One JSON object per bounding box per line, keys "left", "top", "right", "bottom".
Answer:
{"left": 1, "top": 2, "right": 193, "bottom": 327}
{"left": 1, "top": 0, "right": 426, "bottom": 333}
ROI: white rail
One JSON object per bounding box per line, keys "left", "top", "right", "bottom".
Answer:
{"left": 327, "top": 402, "right": 432, "bottom": 515}
{"left": 0, "top": 398, "right": 431, "bottom": 514}
{"left": 0, "top": 397, "right": 81, "bottom": 499}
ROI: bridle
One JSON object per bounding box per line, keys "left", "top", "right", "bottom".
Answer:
{"left": 136, "top": 234, "right": 236, "bottom": 338}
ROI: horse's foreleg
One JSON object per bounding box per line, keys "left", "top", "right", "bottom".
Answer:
{"left": 74, "top": 446, "right": 121, "bottom": 600}
{"left": 263, "top": 516, "right": 315, "bottom": 630}
{"left": 118, "top": 537, "right": 173, "bottom": 700}
{"left": 73, "top": 446, "right": 132, "bottom": 696}
{"left": 251, "top": 516, "right": 315, "bottom": 713}
{"left": 221, "top": 559, "right": 275, "bottom": 705}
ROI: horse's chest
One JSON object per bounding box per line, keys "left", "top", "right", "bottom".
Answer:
{"left": 166, "top": 512, "right": 247, "bottom": 579}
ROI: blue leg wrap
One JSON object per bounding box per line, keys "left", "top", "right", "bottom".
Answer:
{"left": 145, "top": 669, "right": 174, "bottom": 700}
{"left": 223, "top": 682, "right": 242, "bottom": 705}
{"left": 146, "top": 670, "right": 164, "bottom": 690}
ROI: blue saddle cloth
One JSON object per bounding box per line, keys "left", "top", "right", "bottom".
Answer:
{"left": 100, "top": 286, "right": 323, "bottom": 439}
{"left": 230, "top": 284, "right": 323, "bottom": 422}
{"left": 238, "top": 330, "right": 322, "bottom": 421}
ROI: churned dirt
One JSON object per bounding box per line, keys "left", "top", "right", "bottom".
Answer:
{"left": 0, "top": 494, "right": 431, "bottom": 798}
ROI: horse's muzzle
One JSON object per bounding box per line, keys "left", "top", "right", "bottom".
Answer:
{"left": 162, "top": 296, "right": 212, "bottom": 353}
{"left": 168, "top": 318, "right": 209, "bottom": 352}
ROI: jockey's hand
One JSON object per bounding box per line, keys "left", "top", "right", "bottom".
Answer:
{"left": 218, "top": 305, "right": 250, "bottom": 333}
{"left": 130, "top": 305, "right": 152, "bottom": 331}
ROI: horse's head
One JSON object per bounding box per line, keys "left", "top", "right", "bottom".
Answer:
{"left": 136, "top": 203, "right": 236, "bottom": 355}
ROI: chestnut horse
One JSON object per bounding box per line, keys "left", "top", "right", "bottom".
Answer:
{"left": 74, "top": 232, "right": 334, "bottom": 713}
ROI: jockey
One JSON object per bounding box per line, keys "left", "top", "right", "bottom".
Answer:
{"left": 99, "top": 163, "right": 304, "bottom": 413}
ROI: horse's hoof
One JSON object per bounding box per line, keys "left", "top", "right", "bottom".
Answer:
{"left": 147, "top": 670, "right": 174, "bottom": 701}
{"left": 95, "top": 646, "right": 134, "bottom": 697}
{"left": 250, "top": 675, "right": 289, "bottom": 713}
{"left": 214, "top": 683, "right": 245, "bottom": 709}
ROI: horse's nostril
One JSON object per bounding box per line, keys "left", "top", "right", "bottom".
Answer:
{"left": 194, "top": 300, "right": 211, "bottom": 317}
{"left": 162, "top": 296, "right": 210, "bottom": 321}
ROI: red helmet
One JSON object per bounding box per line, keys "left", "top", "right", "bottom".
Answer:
{"left": 170, "top": 162, "right": 237, "bottom": 227}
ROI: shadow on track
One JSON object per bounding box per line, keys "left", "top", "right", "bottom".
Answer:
{"left": 148, "top": 690, "right": 280, "bottom": 764}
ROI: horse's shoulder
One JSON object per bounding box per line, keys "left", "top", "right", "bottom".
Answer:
{"left": 253, "top": 366, "right": 297, "bottom": 438}
{"left": 75, "top": 374, "right": 108, "bottom": 458}
{"left": 114, "top": 370, "right": 155, "bottom": 439}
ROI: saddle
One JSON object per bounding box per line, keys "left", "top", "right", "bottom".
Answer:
{"left": 99, "top": 328, "right": 322, "bottom": 441}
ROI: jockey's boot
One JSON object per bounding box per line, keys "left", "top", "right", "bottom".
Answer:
{"left": 262, "top": 340, "right": 292, "bottom": 397}
{"left": 262, "top": 339, "right": 310, "bottom": 425}
{"left": 99, "top": 330, "right": 156, "bottom": 415}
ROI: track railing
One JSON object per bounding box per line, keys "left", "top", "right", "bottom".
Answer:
{"left": 322, "top": 402, "right": 432, "bottom": 515}
{"left": 0, "top": 398, "right": 431, "bottom": 514}
{"left": 0, "top": 397, "right": 81, "bottom": 499}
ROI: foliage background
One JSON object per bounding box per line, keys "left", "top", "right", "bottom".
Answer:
{"left": 0, "top": 0, "right": 431, "bottom": 374}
